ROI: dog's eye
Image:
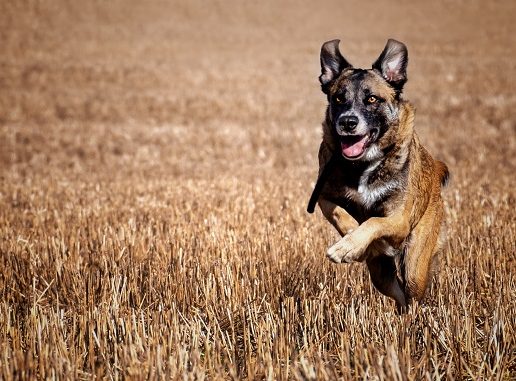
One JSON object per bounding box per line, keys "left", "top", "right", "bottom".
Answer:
{"left": 367, "top": 95, "right": 378, "bottom": 104}
{"left": 334, "top": 95, "right": 345, "bottom": 104}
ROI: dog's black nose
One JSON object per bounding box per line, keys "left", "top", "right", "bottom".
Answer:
{"left": 338, "top": 115, "right": 359, "bottom": 132}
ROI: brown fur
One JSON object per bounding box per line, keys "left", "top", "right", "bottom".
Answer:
{"left": 311, "top": 41, "right": 449, "bottom": 309}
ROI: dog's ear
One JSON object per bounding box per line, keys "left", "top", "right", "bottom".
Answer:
{"left": 319, "top": 39, "right": 351, "bottom": 93}
{"left": 372, "top": 39, "right": 408, "bottom": 92}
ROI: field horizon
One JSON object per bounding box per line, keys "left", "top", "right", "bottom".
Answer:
{"left": 1, "top": 1, "right": 515, "bottom": 379}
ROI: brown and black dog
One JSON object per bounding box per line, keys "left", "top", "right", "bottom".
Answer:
{"left": 308, "top": 39, "right": 449, "bottom": 309}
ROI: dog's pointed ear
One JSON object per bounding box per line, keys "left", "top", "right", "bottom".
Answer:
{"left": 372, "top": 39, "right": 408, "bottom": 92}
{"left": 319, "top": 39, "right": 351, "bottom": 93}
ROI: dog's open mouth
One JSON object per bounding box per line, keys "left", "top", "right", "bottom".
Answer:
{"left": 340, "top": 130, "right": 378, "bottom": 159}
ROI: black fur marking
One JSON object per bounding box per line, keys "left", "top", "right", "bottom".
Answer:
{"left": 441, "top": 165, "right": 450, "bottom": 187}
{"left": 350, "top": 69, "right": 367, "bottom": 80}
{"left": 307, "top": 153, "right": 370, "bottom": 214}
{"left": 307, "top": 153, "right": 339, "bottom": 213}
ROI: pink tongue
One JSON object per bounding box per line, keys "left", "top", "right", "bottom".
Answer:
{"left": 341, "top": 135, "right": 368, "bottom": 158}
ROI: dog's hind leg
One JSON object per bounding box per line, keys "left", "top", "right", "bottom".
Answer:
{"left": 402, "top": 198, "right": 444, "bottom": 301}
{"left": 367, "top": 251, "right": 407, "bottom": 308}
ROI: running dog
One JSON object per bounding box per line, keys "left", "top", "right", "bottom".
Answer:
{"left": 308, "top": 39, "right": 449, "bottom": 308}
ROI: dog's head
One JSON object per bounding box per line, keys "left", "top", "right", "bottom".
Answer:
{"left": 319, "top": 39, "right": 408, "bottom": 161}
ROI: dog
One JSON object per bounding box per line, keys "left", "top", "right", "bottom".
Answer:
{"left": 307, "top": 39, "right": 449, "bottom": 309}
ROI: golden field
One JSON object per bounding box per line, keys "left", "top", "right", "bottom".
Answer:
{"left": 0, "top": 1, "right": 515, "bottom": 379}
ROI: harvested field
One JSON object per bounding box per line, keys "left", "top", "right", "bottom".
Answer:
{"left": 0, "top": 0, "right": 515, "bottom": 379}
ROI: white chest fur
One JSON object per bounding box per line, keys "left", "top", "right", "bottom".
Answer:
{"left": 356, "top": 159, "right": 400, "bottom": 209}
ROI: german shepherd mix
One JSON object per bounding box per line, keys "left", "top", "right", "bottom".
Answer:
{"left": 307, "top": 39, "right": 449, "bottom": 309}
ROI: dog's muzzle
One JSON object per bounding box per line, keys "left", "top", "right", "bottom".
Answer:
{"left": 337, "top": 115, "right": 359, "bottom": 134}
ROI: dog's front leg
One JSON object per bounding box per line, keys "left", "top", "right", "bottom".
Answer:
{"left": 327, "top": 213, "right": 410, "bottom": 263}
{"left": 318, "top": 198, "right": 360, "bottom": 263}
{"left": 318, "top": 198, "right": 359, "bottom": 238}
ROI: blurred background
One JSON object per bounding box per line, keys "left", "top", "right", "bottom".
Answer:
{"left": 1, "top": 0, "right": 514, "bottom": 185}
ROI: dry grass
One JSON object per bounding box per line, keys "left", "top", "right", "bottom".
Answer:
{"left": 1, "top": 1, "right": 515, "bottom": 379}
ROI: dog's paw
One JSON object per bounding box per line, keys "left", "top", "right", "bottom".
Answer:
{"left": 327, "top": 233, "right": 368, "bottom": 263}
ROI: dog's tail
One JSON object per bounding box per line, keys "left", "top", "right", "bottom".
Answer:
{"left": 436, "top": 160, "right": 450, "bottom": 187}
